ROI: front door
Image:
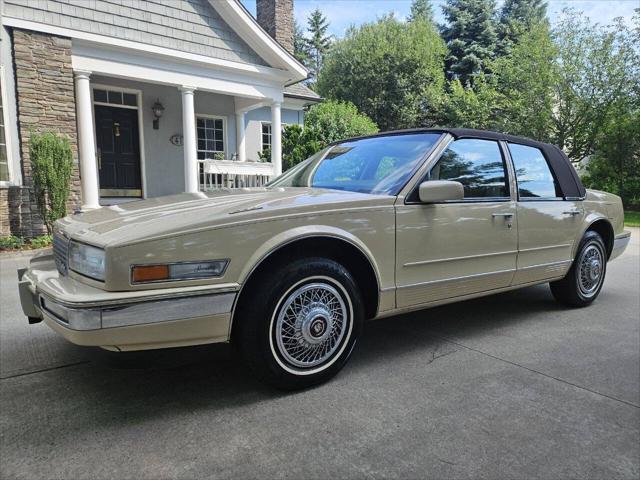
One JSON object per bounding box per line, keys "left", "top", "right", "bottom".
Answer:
{"left": 95, "top": 105, "right": 142, "bottom": 197}
{"left": 395, "top": 138, "right": 518, "bottom": 308}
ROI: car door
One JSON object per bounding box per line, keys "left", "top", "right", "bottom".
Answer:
{"left": 395, "top": 137, "right": 518, "bottom": 309}
{"left": 506, "top": 142, "right": 583, "bottom": 284}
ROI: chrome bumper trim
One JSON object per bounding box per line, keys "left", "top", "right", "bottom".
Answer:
{"left": 610, "top": 231, "right": 631, "bottom": 261}
{"left": 38, "top": 292, "right": 236, "bottom": 331}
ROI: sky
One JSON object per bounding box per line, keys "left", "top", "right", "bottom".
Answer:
{"left": 241, "top": 0, "right": 638, "bottom": 38}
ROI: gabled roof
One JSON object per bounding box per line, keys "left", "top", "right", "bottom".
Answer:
{"left": 284, "top": 83, "right": 322, "bottom": 102}
{"left": 211, "top": 0, "right": 308, "bottom": 83}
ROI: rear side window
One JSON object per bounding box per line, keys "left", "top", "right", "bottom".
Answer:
{"left": 508, "top": 143, "right": 562, "bottom": 199}
{"left": 429, "top": 138, "right": 509, "bottom": 198}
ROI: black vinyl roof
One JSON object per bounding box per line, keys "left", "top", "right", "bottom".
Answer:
{"left": 337, "top": 127, "right": 586, "bottom": 199}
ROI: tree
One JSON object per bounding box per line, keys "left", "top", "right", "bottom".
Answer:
{"left": 440, "top": 0, "right": 499, "bottom": 86}
{"left": 498, "top": 0, "right": 548, "bottom": 53}
{"left": 261, "top": 101, "right": 378, "bottom": 171}
{"left": 408, "top": 0, "right": 434, "bottom": 23}
{"left": 492, "top": 21, "right": 557, "bottom": 140}
{"left": 293, "top": 20, "right": 309, "bottom": 66}
{"left": 550, "top": 11, "right": 639, "bottom": 162}
{"left": 306, "top": 9, "right": 332, "bottom": 85}
{"left": 316, "top": 15, "right": 447, "bottom": 130}
{"left": 441, "top": 76, "right": 501, "bottom": 129}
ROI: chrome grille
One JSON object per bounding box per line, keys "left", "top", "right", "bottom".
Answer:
{"left": 52, "top": 232, "right": 69, "bottom": 276}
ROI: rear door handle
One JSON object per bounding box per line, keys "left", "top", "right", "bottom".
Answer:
{"left": 562, "top": 209, "right": 582, "bottom": 216}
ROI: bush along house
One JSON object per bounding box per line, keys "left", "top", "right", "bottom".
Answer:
{"left": 0, "top": 0, "right": 320, "bottom": 238}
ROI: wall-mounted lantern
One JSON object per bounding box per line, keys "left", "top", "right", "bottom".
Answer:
{"left": 152, "top": 99, "right": 165, "bottom": 130}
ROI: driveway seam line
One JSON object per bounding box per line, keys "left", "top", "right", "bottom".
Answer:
{"left": 0, "top": 360, "right": 90, "bottom": 380}
{"left": 432, "top": 334, "right": 640, "bottom": 409}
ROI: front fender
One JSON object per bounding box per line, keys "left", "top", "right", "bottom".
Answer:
{"left": 237, "top": 225, "right": 382, "bottom": 288}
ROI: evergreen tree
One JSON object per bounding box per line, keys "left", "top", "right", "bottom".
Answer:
{"left": 440, "top": 0, "right": 499, "bottom": 86}
{"left": 408, "top": 0, "right": 434, "bottom": 23}
{"left": 498, "top": 0, "right": 548, "bottom": 52}
{"left": 293, "top": 20, "right": 309, "bottom": 65}
{"left": 306, "top": 9, "right": 332, "bottom": 85}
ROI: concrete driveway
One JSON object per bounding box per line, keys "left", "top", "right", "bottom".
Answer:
{"left": 1, "top": 230, "right": 638, "bottom": 479}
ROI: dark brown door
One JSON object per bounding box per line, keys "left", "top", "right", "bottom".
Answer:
{"left": 95, "top": 105, "right": 141, "bottom": 197}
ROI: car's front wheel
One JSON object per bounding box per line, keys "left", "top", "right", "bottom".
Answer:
{"left": 235, "top": 257, "right": 364, "bottom": 390}
{"left": 550, "top": 230, "right": 607, "bottom": 307}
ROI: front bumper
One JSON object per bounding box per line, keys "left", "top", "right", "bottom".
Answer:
{"left": 18, "top": 253, "right": 238, "bottom": 351}
{"left": 610, "top": 231, "right": 631, "bottom": 261}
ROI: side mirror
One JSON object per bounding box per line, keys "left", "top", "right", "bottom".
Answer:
{"left": 418, "top": 180, "right": 464, "bottom": 203}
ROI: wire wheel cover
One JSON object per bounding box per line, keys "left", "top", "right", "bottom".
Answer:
{"left": 578, "top": 243, "right": 604, "bottom": 297}
{"left": 274, "top": 282, "right": 348, "bottom": 368}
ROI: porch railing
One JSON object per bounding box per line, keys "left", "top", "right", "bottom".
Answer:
{"left": 198, "top": 159, "right": 274, "bottom": 190}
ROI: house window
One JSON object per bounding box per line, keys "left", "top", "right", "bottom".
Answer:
{"left": 93, "top": 88, "right": 138, "bottom": 107}
{"left": 0, "top": 71, "right": 9, "bottom": 182}
{"left": 261, "top": 122, "right": 287, "bottom": 153}
{"left": 261, "top": 122, "right": 272, "bottom": 152}
{"left": 197, "top": 116, "right": 225, "bottom": 160}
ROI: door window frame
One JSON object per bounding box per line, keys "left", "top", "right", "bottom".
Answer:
{"left": 91, "top": 84, "right": 146, "bottom": 198}
{"left": 405, "top": 136, "right": 516, "bottom": 204}
{"left": 504, "top": 141, "right": 566, "bottom": 202}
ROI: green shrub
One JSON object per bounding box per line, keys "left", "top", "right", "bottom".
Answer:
{"left": 29, "top": 132, "right": 74, "bottom": 234}
{"left": 29, "top": 235, "right": 53, "bottom": 249}
{"left": 0, "top": 236, "right": 25, "bottom": 250}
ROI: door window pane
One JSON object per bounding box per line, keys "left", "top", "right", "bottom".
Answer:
{"left": 508, "top": 143, "right": 562, "bottom": 198}
{"left": 262, "top": 123, "right": 272, "bottom": 152}
{"left": 429, "top": 139, "right": 509, "bottom": 198}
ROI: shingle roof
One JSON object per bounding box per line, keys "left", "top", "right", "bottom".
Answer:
{"left": 284, "top": 82, "right": 322, "bottom": 102}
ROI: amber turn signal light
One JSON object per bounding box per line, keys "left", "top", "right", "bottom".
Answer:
{"left": 131, "top": 264, "right": 169, "bottom": 283}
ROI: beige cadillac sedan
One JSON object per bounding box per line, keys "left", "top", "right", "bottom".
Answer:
{"left": 19, "top": 128, "right": 630, "bottom": 389}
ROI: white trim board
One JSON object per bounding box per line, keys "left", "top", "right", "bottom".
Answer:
{"left": 1, "top": 17, "right": 296, "bottom": 83}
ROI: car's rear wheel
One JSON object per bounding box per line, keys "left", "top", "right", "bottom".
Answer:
{"left": 550, "top": 230, "right": 607, "bottom": 307}
{"left": 235, "top": 257, "right": 364, "bottom": 390}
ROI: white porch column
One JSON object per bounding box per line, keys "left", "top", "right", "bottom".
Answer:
{"left": 235, "top": 112, "right": 246, "bottom": 162}
{"left": 74, "top": 70, "right": 100, "bottom": 210}
{"left": 180, "top": 86, "right": 198, "bottom": 193}
{"left": 270, "top": 101, "right": 282, "bottom": 176}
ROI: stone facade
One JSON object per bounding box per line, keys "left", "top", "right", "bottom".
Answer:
{"left": 7, "top": 29, "right": 81, "bottom": 238}
{"left": 257, "top": 0, "right": 294, "bottom": 54}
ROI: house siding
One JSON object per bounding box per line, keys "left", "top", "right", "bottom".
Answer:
{"left": 3, "top": 0, "right": 267, "bottom": 66}
{"left": 10, "top": 29, "right": 82, "bottom": 237}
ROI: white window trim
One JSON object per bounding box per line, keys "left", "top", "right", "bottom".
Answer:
{"left": 195, "top": 114, "right": 228, "bottom": 160}
{"left": 90, "top": 83, "right": 147, "bottom": 198}
{"left": 0, "top": 65, "right": 15, "bottom": 187}
{"left": 260, "top": 121, "right": 288, "bottom": 153}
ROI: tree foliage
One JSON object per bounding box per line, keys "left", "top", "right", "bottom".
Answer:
{"left": 293, "top": 20, "right": 310, "bottom": 65}
{"left": 317, "top": 15, "right": 446, "bottom": 130}
{"left": 408, "top": 0, "right": 434, "bottom": 23}
{"left": 550, "top": 11, "right": 639, "bottom": 162}
{"left": 29, "top": 132, "right": 74, "bottom": 234}
{"left": 498, "top": 0, "right": 548, "bottom": 53}
{"left": 305, "top": 9, "right": 332, "bottom": 85}
{"left": 440, "top": 0, "right": 498, "bottom": 86}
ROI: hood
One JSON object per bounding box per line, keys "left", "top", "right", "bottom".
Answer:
{"left": 57, "top": 187, "right": 392, "bottom": 247}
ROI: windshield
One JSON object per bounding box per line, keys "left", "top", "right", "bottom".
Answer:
{"left": 267, "top": 133, "right": 442, "bottom": 195}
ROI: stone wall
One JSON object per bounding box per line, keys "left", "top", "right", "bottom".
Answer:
{"left": 8, "top": 28, "right": 81, "bottom": 238}
{"left": 256, "top": 0, "right": 294, "bottom": 54}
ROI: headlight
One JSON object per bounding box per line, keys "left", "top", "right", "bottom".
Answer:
{"left": 68, "top": 241, "right": 106, "bottom": 281}
{"left": 131, "top": 260, "right": 228, "bottom": 284}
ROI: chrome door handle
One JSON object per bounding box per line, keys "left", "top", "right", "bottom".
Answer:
{"left": 562, "top": 210, "right": 582, "bottom": 216}
{"left": 492, "top": 213, "right": 514, "bottom": 218}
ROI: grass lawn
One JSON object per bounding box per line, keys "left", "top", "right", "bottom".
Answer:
{"left": 624, "top": 211, "right": 640, "bottom": 227}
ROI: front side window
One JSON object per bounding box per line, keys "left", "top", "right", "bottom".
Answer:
{"left": 269, "top": 133, "right": 440, "bottom": 195}
{"left": 508, "top": 143, "right": 562, "bottom": 199}
{"left": 428, "top": 138, "right": 509, "bottom": 198}
{"left": 0, "top": 71, "right": 9, "bottom": 182}
{"left": 197, "top": 116, "right": 225, "bottom": 160}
